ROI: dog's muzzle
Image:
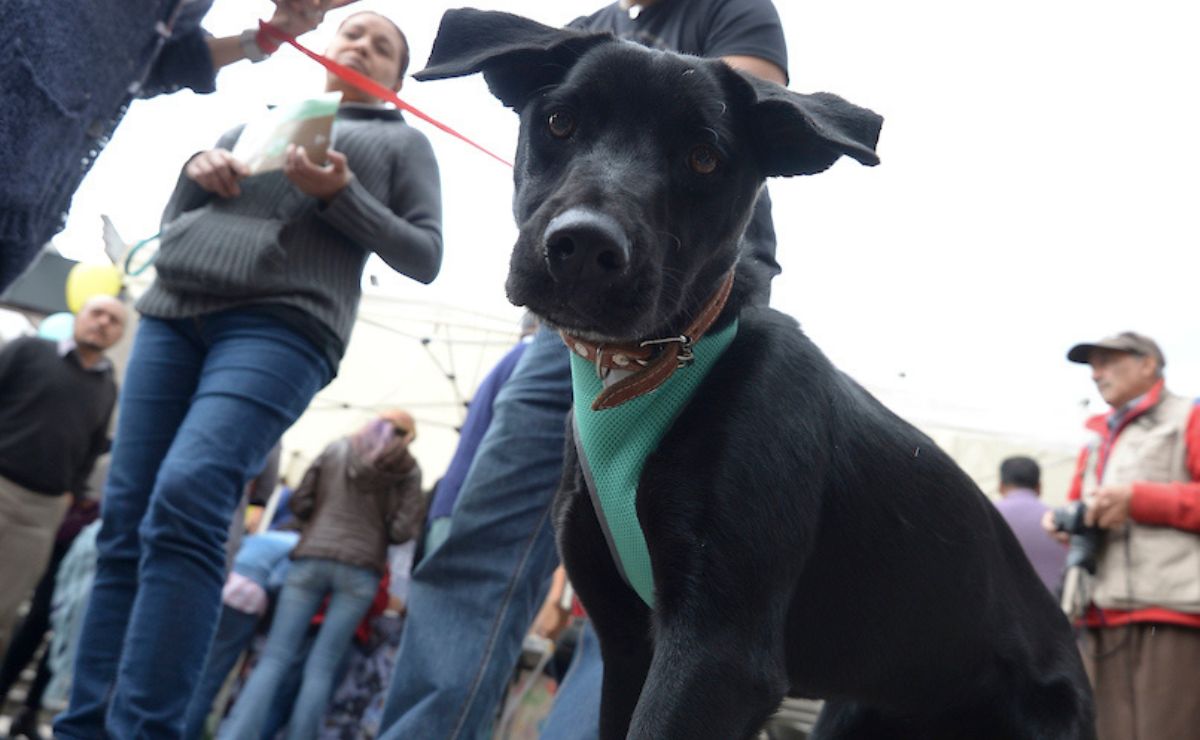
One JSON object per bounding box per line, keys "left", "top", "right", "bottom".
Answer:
{"left": 543, "top": 208, "right": 630, "bottom": 283}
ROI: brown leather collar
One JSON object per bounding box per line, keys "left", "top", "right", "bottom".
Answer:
{"left": 561, "top": 270, "right": 735, "bottom": 410}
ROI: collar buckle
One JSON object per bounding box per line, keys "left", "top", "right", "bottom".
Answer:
{"left": 640, "top": 334, "right": 694, "bottom": 368}
{"left": 562, "top": 268, "right": 735, "bottom": 410}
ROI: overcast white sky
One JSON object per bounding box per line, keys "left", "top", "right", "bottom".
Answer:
{"left": 55, "top": 0, "right": 1199, "bottom": 446}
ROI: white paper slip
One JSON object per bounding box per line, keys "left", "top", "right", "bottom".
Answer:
{"left": 232, "top": 92, "right": 341, "bottom": 175}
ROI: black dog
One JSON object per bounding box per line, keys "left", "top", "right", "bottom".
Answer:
{"left": 418, "top": 10, "right": 1094, "bottom": 739}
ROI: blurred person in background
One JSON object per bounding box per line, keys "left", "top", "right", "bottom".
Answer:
{"left": 0, "top": 497, "right": 102, "bottom": 740}
{"left": 420, "top": 312, "right": 539, "bottom": 560}
{"left": 1047, "top": 332, "right": 1200, "bottom": 740}
{"left": 0, "top": 296, "right": 125, "bottom": 655}
{"left": 220, "top": 411, "right": 424, "bottom": 740}
{"left": 993, "top": 456, "right": 1065, "bottom": 594}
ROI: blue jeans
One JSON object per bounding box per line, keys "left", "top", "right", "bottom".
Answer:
{"left": 379, "top": 326, "right": 602, "bottom": 739}
{"left": 220, "top": 557, "right": 378, "bottom": 740}
{"left": 230, "top": 530, "right": 301, "bottom": 590}
{"left": 541, "top": 620, "right": 602, "bottom": 740}
{"left": 55, "top": 311, "right": 331, "bottom": 740}
{"left": 183, "top": 531, "right": 300, "bottom": 740}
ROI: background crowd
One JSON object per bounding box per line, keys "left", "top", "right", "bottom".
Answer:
{"left": 1, "top": 1, "right": 1198, "bottom": 740}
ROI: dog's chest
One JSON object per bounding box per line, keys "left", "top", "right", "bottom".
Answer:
{"left": 568, "top": 322, "right": 737, "bottom": 607}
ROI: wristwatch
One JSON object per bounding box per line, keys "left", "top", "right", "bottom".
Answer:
{"left": 239, "top": 28, "right": 271, "bottom": 63}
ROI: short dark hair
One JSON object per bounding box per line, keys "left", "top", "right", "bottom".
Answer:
{"left": 999, "top": 456, "right": 1040, "bottom": 490}
{"left": 340, "top": 11, "right": 410, "bottom": 79}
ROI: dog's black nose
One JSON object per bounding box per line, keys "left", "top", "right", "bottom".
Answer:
{"left": 543, "top": 208, "right": 630, "bottom": 283}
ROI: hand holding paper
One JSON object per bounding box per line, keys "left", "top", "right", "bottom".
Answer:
{"left": 185, "top": 148, "right": 250, "bottom": 199}
{"left": 285, "top": 145, "right": 352, "bottom": 203}
{"left": 231, "top": 93, "right": 340, "bottom": 176}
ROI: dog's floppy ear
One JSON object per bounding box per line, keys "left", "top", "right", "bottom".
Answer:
{"left": 735, "top": 73, "right": 883, "bottom": 177}
{"left": 414, "top": 9, "right": 613, "bottom": 110}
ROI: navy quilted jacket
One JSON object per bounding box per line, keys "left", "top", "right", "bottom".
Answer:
{"left": 0, "top": 0, "right": 216, "bottom": 289}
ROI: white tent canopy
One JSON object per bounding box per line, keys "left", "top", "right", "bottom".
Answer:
{"left": 277, "top": 293, "right": 522, "bottom": 486}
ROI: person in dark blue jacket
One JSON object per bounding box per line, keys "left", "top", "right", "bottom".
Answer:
{"left": 421, "top": 313, "right": 539, "bottom": 558}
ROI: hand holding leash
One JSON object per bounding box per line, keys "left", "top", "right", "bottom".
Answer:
{"left": 268, "top": 0, "right": 360, "bottom": 39}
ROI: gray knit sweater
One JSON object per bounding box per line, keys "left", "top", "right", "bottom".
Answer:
{"left": 138, "top": 105, "right": 442, "bottom": 362}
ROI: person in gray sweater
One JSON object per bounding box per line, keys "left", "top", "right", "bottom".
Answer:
{"left": 57, "top": 12, "right": 442, "bottom": 739}
{"left": 222, "top": 411, "right": 424, "bottom": 740}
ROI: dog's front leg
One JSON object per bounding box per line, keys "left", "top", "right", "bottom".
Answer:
{"left": 555, "top": 431, "right": 654, "bottom": 740}
{"left": 558, "top": 491, "right": 654, "bottom": 740}
{"left": 590, "top": 604, "right": 654, "bottom": 740}
{"left": 626, "top": 607, "right": 791, "bottom": 739}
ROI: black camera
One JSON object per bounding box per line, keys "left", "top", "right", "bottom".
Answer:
{"left": 1050, "top": 501, "right": 1103, "bottom": 574}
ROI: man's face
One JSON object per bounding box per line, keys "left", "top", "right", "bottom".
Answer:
{"left": 73, "top": 298, "right": 126, "bottom": 353}
{"left": 325, "top": 13, "right": 406, "bottom": 102}
{"left": 1088, "top": 349, "right": 1158, "bottom": 408}
{"left": 386, "top": 410, "right": 416, "bottom": 446}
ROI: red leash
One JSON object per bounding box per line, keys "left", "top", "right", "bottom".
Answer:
{"left": 258, "top": 21, "right": 513, "bottom": 168}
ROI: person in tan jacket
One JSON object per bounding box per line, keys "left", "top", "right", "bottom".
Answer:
{"left": 221, "top": 410, "right": 424, "bottom": 740}
{"left": 1046, "top": 331, "right": 1200, "bottom": 740}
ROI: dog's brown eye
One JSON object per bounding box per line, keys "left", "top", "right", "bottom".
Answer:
{"left": 688, "top": 145, "right": 719, "bottom": 174}
{"left": 547, "top": 111, "right": 576, "bottom": 139}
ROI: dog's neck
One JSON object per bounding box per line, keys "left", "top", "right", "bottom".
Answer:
{"left": 560, "top": 269, "right": 735, "bottom": 410}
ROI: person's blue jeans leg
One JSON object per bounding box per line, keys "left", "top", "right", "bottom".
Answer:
{"left": 56, "top": 311, "right": 330, "bottom": 740}
{"left": 55, "top": 317, "right": 205, "bottom": 737}
{"left": 539, "top": 620, "right": 603, "bottom": 740}
{"left": 184, "top": 530, "right": 301, "bottom": 739}
{"left": 261, "top": 627, "right": 357, "bottom": 740}
{"left": 379, "top": 326, "right": 572, "bottom": 740}
{"left": 183, "top": 605, "right": 261, "bottom": 740}
{"left": 221, "top": 558, "right": 327, "bottom": 740}
{"left": 260, "top": 635, "right": 312, "bottom": 740}
{"left": 284, "top": 561, "right": 378, "bottom": 740}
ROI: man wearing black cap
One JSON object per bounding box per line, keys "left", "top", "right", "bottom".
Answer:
{"left": 1048, "top": 331, "right": 1200, "bottom": 740}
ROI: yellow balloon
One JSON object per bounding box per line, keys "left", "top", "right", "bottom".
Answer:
{"left": 66, "top": 263, "right": 123, "bottom": 314}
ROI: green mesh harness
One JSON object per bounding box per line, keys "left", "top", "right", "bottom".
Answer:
{"left": 570, "top": 319, "right": 739, "bottom": 607}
